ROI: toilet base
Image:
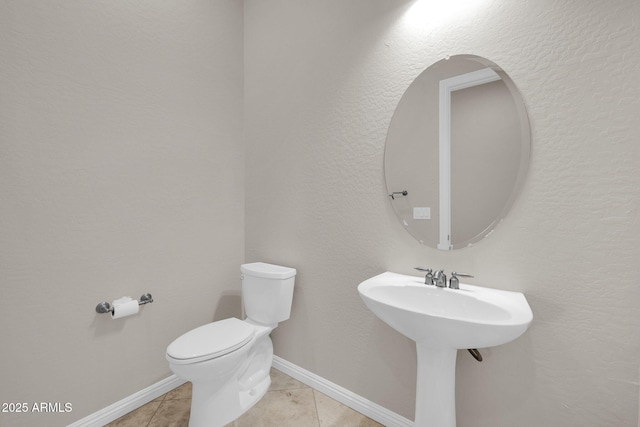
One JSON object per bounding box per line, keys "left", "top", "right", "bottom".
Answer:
{"left": 189, "top": 374, "right": 271, "bottom": 427}
{"left": 186, "top": 330, "right": 275, "bottom": 427}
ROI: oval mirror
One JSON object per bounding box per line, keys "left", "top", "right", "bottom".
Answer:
{"left": 385, "top": 55, "right": 531, "bottom": 250}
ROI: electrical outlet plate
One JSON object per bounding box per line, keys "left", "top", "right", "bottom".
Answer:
{"left": 413, "top": 207, "right": 431, "bottom": 220}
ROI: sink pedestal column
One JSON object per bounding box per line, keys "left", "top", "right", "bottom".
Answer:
{"left": 415, "top": 343, "right": 458, "bottom": 427}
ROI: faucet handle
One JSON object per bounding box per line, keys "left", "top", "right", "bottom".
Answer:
{"left": 415, "top": 267, "right": 434, "bottom": 285}
{"left": 451, "top": 272, "right": 473, "bottom": 278}
{"left": 449, "top": 272, "right": 474, "bottom": 289}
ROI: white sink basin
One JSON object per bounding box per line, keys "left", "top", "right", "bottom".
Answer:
{"left": 358, "top": 271, "right": 532, "bottom": 349}
{"left": 358, "top": 271, "right": 533, "bottom": 427}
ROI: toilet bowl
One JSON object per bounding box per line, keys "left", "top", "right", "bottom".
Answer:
{"left": 166, "top": 262, "right": 296, "bottom": 427}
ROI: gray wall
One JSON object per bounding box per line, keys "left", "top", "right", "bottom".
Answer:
{"left": 0, "top": 2, "right": 244, "bottom": 426}
{"left": 245, "top": 0, "right": 640, "bottom": 425}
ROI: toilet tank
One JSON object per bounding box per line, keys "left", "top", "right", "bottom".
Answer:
{"left": 241, "top": 262, "right": 296, "bottom": 324}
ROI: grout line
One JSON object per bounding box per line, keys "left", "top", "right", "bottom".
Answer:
{"left": 145, "top": 396, "right": 166, "bottom": 427}
{"left": 311, "top": 388, "right": 322, "bottom": 427}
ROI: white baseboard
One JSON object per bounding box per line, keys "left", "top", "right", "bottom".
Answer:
{"left": 272, "top": 355, "right": 414, "bottom": 427}
{"left": 67, "top": 375, "right": 186, "bottom": 427}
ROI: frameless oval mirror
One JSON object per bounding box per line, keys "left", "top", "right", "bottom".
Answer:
{"left": 385, "top": 54, "right": 530, "bottom": 250}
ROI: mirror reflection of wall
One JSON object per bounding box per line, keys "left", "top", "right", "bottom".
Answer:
{"left": 451, "top": 79, "right": 521, "bottom": 245}
{"left": 384, "top": 55, "right": 530, "bottom": 250}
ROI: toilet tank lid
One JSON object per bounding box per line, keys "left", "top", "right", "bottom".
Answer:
{"left": 241, "top": 262, "right": 296, "bottom": 279}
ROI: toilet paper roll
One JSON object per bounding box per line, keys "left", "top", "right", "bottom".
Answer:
{"left": 111, "top": 297, "right": 139, "bottom": 319}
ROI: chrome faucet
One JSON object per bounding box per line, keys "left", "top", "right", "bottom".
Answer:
{"left": 415, "top": 267, "right": 472, "bottom": 288}
{"left": 434, "top": 270, "right": 447, "bottom": 287}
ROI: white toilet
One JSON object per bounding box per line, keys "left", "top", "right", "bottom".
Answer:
{"left": 166, "top": 262, "right": 296, "bottom": 427}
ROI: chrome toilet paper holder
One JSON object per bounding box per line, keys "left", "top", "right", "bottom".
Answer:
{"left": 95, "top": 293, "right": 154, "bottom": 314}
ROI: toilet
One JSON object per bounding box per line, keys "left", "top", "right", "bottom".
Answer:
{"left": 166, "top": 262, "right": 296, "bottom": 427}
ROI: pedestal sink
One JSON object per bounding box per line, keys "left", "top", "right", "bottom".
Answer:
{"left": 358, "top": 272, "right": 532, "bottom": 427}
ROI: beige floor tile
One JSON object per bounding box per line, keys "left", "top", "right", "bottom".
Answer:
{"left": 105, "top": 400, "right": 161, "bottom": 427}
{"left": 227, "top": 388, "right": 319, "bottom": 427}
{"left": 165, "top": 382, "right": 192, "bottom": 400}
{"left": 314, "top": 390, "right": 383, "bottom": 427}
{"left": 269, "top": 368, "right": 309, "bottom": 391}
{"left": 147, "top": 398, "right": 191, "bottom": 427}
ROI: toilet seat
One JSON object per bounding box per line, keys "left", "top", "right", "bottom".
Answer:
{"left": 166, "top": 318, "right": 255, "bottom": 365}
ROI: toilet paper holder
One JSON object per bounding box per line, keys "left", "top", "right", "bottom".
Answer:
{"left": 95, "top": 293, "right": 154, "bottom": 314}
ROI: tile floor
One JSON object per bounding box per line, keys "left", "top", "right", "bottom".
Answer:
{"left": 106, "top": 368, "right": 383, "bottom": 427}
